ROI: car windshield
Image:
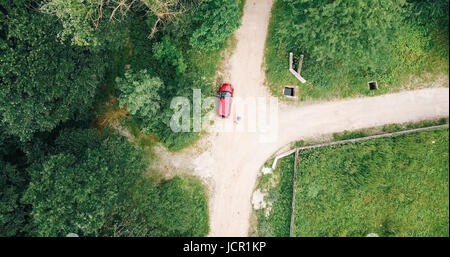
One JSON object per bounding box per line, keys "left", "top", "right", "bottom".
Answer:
{"left": 220, "top": 91, "right": 232, "bottom": 98}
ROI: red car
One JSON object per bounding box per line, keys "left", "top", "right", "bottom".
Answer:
{"left": 218, "top": 83, "right": 234, "bottom": 118}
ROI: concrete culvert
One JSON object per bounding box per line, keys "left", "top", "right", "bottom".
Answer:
{"left": 284, "top": 87, "right": 295, "bottom": 96}
{"left": 368, "top": 81, "right": 378, "bottom": 90}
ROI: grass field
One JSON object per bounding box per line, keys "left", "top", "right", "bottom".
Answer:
{"left": 254, "top": 127, "right": 449, "bottom": 237}
{"left": 294, "top": 128, "right": 449, "bottom": 236}
{"left": 264, "top": 0, "right": 449, "bottom": 101}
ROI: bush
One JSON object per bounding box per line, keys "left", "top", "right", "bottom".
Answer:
{"left": 116, "top": 69, "right": 164, "bottom": 133}
{"left": 21, "top": 129, "right": 210, "bottom": 236}
{"left": 190, "top": 0, "right": 241, "bottom": 51}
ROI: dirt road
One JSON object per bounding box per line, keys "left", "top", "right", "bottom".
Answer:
{"left": 205, "top": 0, "right": 449, "bottom": 236}
{"left": 155, "top": 0, "right": 449, "bottom": 236}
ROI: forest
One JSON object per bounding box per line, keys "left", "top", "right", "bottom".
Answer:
{"left": 0, "top": 0, "right": 242, "bottom": 236}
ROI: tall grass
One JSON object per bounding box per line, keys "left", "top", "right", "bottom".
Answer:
{"left": 265, "top": 0, "right": 449, "bottom": 101}
{"left": 254, "top": 155, "right": 294, "bottom": 236}
{"left": 294, "top": 129, "right": 449, "bottom": 236}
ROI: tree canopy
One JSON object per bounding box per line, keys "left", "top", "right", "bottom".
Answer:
{"left": 0, "top": 1, "right": 107, "bottom": 141}
{"left": 39, "top": 0, "right": 185, "bottom": 48}
{"left": 17, "top": 128, "right": 209, "bottom": 237}
{"left": 116, "top": 69, "right": 164, "bottom": 134}
{"left": 190, "top": 0, "right": 241, "bottom": 51}
{"left": 0, "top": 128, "right": 29, "bottom": 237}
{"left": 22, "top": 129, "right": 146, "bottom": 236}
{"left": 0, "top": 0, "right": 242, "bottom": 237}
{"left": 0, "top": 160, "right": 28, "bottom": 237}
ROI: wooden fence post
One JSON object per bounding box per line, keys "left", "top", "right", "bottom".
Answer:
{"left": 290, "top": 149, "right": 299, "bottom": 237}
{"left": 289, "top": 52, "right": 294, "bottom": 70}
{"left": 297, "top": 54, "right": 304, "bottom": 75}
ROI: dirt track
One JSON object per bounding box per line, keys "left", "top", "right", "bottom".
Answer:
{"left": 205, "top": 0, "right": 449, "bottom": 236}
{"left": 155, "top": 0, "right": 449, "bottom": 236}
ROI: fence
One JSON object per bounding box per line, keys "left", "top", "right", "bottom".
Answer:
{"left": 269, "top": 124, "right": 449, "bottom": 237}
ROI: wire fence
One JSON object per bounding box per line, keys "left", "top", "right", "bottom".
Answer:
{"left": 269, "top": 124, "right": 449, "bottom": 237}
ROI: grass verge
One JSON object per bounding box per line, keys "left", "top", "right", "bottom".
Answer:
{"left": 294, "top": 128, "right": 449, "bottom": 236}
{"left": 252, "top": 122, "right": 449, "bottom": 237}
{"left": 264, "top": 0, "right": 449, "bottom": 101}
{"left": 253, "top": 154, "right": 294, "bottom": 236}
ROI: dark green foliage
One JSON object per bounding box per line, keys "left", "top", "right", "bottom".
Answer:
{"left": 39, "top": 0, "right": 137, "bottom": 49}
{"left": 22, "top": 129, "right": 146, "bottom": 236}
{"left": 294, "top": 129, "right": 449, "bottom": 236}
{"left": 116, "top": 69, "right": 164, "bottom": 133}
{"left": 157, "top": 128, "right": 200, "bottom": 151}
{"left": 190, "top": 0, "right": 240, "bottom": 51}
{"left": 0, "top": 129, "right": 29, "bottom": 237}
{"left": 113, "top": 0, "right": 242, "bottom": 150}
{"left": 153, "top": 36, "right": 187, "bottom": 75}
{"left": 16, "top": 128, "right": 209, "bottom": 237}
{"left": 0, "top": 0, "right": 229, "bottom": 237}
{"left": 154, "top": 176, "right": 209, "bottom": 236}
{"left": 266, "top": 0, "right": 449, "bottom": 100}
{"left": 0, "top": 1, "right": 107, "bottom": 141}
{"left": 333, "top": 130, "right": 369, "bottom": 141}
{"left": 0, "top": 161, "right": 28, "bottom": 237}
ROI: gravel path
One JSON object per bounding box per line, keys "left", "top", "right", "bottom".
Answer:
{"left": 157, "top": 0, "right": 449, "bottom": 237}
{"left": 204, "top": 0, "right": 449, "bottom": 236}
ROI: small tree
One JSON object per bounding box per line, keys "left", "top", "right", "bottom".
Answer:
{"left": 190, "top": 0, "right": 240, "bottom": 51}
{"left": 153, "top": 35, "right": 187, "bottom": 75}
{"left": 116, "top": 69, "right": 164, "bottom": 133}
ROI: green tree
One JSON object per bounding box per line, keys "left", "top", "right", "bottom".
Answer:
{"left": 21, "top": 128, "right": 210, "bottom": 237}
{"left": 0, "top": 161, "right": 28, "bottom": 237}
{"left": 0, "top": 129, "right": 30, "bottom": 237}
{"left": 153, "top": 35, "right": 187, "bottom": 75}
{"left": 0, "top": 2, "right": 107, "bottom": 141}
{"left": 40, "top": 0, "right": 184, "bottom": 47}
{"left": 116, "top": 69, "right": 164, "bottom": 133}
{"left": 190, "top": 0, "right": 240, "bottom": 51}
{"left": 151, "top": 176, "right": 209, "bottom": 236}
{"left": 22, "top": 129, "right": 147, "bottom": 236}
